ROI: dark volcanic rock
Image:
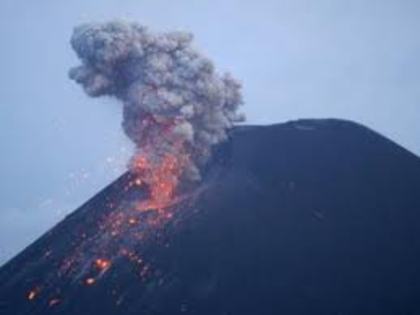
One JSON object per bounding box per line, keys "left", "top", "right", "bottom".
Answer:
{"left": 1, "top": 119, "right": 420, "bottom": 315}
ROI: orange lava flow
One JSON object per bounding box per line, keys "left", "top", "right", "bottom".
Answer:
{"left": 132, "top": 151, "right": 187, "bottom": 212}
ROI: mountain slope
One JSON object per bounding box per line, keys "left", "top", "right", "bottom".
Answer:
{"left": 1, "top": 119, "right": 420, "bottom": 315}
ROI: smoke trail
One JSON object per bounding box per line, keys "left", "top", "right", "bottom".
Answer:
{"left": 69, "top": 21, "right": 244, "bottom": 201}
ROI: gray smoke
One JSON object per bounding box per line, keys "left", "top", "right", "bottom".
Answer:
{"left": 69, "top": 21, "right": 244, "bottom": 181}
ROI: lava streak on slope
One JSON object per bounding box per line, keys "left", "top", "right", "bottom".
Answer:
{"left": 132, "top": 149, "right": 188, "bottom": 212}
{"left": 21, "top": 163, "right": 202, "bottom": 310}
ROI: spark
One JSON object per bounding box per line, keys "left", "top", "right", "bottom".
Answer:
{"left": 128, "top": 218, "right": 137, "bottom": 225}
{"left": 27, "top": 288, "right": 39, "bottom": 301}
{"left": 95, "top": 258, "right": 111, "bottom": 271}
{"left": 133, "top": 147, "right": 187, "bottom": 212}
{"left": 43, "top": 249, "right": 53, "bottom": 258}
{"left": 85, "top": 278, "right": 95, "bottom": 286}
{"left": 49, "top": 298, "right": 61, "bottom": 307}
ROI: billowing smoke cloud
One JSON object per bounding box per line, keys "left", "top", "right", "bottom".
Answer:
{"left": 69, "top": 21, "right": 244, "bottom": 183}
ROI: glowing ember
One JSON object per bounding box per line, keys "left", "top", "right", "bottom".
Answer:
{"left": 95, "top": 258, "right": 111, "bottom": 271}
{"left": 85, "top": 278, "right": 96, "bottom": 286}
{"left": 132, "top": 149, "right": 187, "bottom": 212}
{"left": 27, "top": 289, "right": 38, "bottom": 301}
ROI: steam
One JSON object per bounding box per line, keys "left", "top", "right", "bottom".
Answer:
{"left": 69, "top": 21, "right": 244, "bottom": 182}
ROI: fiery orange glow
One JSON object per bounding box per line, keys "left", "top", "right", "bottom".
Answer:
{"left": 23, "top": 134, "right": 197, "bottom": 306}
{"left": 95, "top": 258, "right": 111, "bottom": 271}
{"left": 132, "top": 149, "right": 187, "bottom": 212}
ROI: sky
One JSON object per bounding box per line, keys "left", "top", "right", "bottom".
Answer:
{"left": 0, "top": 0, "right": 419, "bottom": 265}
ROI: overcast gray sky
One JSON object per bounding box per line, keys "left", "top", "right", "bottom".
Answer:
{"left": 0, "top": 0, "right": 419, "bottom": 265}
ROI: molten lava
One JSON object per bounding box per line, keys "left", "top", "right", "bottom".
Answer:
{"left": 132, "top": 150, "right": 187, "bottom": 212}
{"left": 23, "top": 119, "right": 196, "bottom": 307}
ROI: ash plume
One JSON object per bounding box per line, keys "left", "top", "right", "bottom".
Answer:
{"left": 69, "top": 21, "right": 244, "bottom": 182}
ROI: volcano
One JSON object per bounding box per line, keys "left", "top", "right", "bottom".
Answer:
{"left": 1, "top": 119, "right": 420, "bottom": 315}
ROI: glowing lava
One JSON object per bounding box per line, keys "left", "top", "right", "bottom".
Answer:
{"left": 95, "top": 258, "right": 111, "bottom": 271}
{"left": 23, "top": 120, "right": 199, "bottom": 308}
{"left": 132, "top": 150, "right": 187, "bottom": 212}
